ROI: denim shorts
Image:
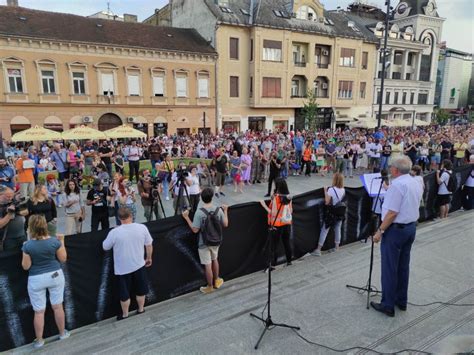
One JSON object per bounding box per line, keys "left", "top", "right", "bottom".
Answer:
{"left": 27, "top": 269, "right": 65, "bottom": 311}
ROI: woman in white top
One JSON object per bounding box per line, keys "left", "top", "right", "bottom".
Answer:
{"left": 186, "top": 165, "right": 201, "bottom": 216}
{"left": 311, "top": 173, "right": 345, "bottom": 256}
{"left": 108, "top": 172, "right": 122, "bottom": 225}
{"left": 462, "top": 155, "right": 474, "bottom": 210}
{"left": 62, "top": 179, "right": 85, "bottom": 235}
{"left": 436, "top": 159, "right": 453, "bottom": 219}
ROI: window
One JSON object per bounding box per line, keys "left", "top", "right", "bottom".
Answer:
{"left": 410, "top": 92, "right": 415, "bottom": 104}
{"left": 418, "top": 93, "right": 428, "bottom": 105}
{"left": 230, "top": 76, "right": 239, "bottom": 97}
{"left": 376, "top": 91, "right": 382, "bottom": 104}
{"left": 127, "top": 74, "right": 140, "bottom": 96}
{"left": 402, "top": 92, "right": 407, "bottom": 104}
{"left": 340, "top": 48, "right": 355, "bottom": 67}
{"left": 41, "top": 70, "right": 56, "bottom": 94}
{"left": 360, "top": 82, "right": 366, "bottom": 99}
{"left": 7, "top": 68, "right": 23, "bottom": 93}
{"left": 338, "top": 81, "right": 353, "bottom": 99}
{"left": 198, "top": 73, "right": 209, "bottom": 98}
{"left": 153, "top": 76, "right": 164, "bottom": 97}
{"left": 230, "top": 37, "right": 239, "bottom": 60}
{"left": 362, "top": 52, "right": 368, "bottom": 70}
{"left": 406, "top": 73, "right": 412, "bottom": 80}
{"left": 385, "top": 92, "right": 391, "bottom": 104}
{"left": 101, "top": 72, "right": 114, "bottom": 95}
{"left": 263, "top": 40, "right": 282, "bottom": 61}
{"left": 392, "top": 72, "right": 402, "bottom": 79}
{"left": 250, "top": 39, "right": 254, "bottom": 61}
{"left": 296, "top": 5, "right": 317, "bottom": 20}
{"left": 394, "top": 91, "right": 399, "bottom": 104}
{"left": 394, "top": 51, "right": 403, "bottom": 65}
{"left": 72, "top": 72, "right": 85, "bottom": 94}
{"left": 378, "top": 71, "right": 388, "bottom": 79}
{"left": 262, "top": 77, "right": 281, "bottom": 98}
{"left": 176, "top": 76, "right": 187, "bottom": 97}
{"left": 250, "top": 76, "right": 253, "bottom": 98}
{"left": 407, "top": 52, "right": 414, "bottom": 66}
{"left": 220, "top": 6, "right": 232, "bottom": 13}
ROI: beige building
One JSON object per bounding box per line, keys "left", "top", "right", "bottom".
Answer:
{"left": 0, "top": 5, "right": 217, "bottom": 140}
{"left": 149, "top": 0, "right": 378, "bottom": 132}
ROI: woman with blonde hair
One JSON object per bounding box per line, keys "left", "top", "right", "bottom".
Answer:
{"left": 27, "top": 184, "right": 57, "bottom": 237}
{"left": 22, "top": 214, "right": 69, "bottom": 348}
{"left": 311, "top": 173, "right": 346, "bottom": 256}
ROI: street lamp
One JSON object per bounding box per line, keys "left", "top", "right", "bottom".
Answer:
{"left": 203, "top": 111, "right": 206, "bottom": 145}
{"left": 377, "top": 0, "right": 391, "bottom": 129}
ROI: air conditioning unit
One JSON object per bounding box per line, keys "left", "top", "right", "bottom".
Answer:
{"left": 83, "top": 116, "right": 93, "bottom": 123}
{"left": 322, "top": 83, "right": 328, "bottom": 89}
{"left": 127, "top": 117, "right": 135, "bottom": 123}
{"left": 322, "top": 49, "right": 329, "bottom": 56}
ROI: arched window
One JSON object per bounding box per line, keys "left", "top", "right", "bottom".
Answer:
{"left": 296, "top": 5, "right": 317, "bottom": 21}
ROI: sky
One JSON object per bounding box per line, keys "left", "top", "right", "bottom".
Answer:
{"left": 1, "top": 0, "right": 472, "bottom": 53}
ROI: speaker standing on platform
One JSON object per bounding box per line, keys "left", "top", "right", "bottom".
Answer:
{"left": 370, "top": 156, "right": 423, "bottom": 317}
{"left": 259, "top": 178, "right": 293, "bottom": 270}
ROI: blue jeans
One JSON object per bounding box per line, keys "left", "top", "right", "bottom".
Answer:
{"left": 380, "top": 156, "right": 389, "bottom": 170}
{"left": 162, "top": 174, "right": 170, "bottom": 199}
{"left": 380, "top": 222, "right": 416, "bottom": 311}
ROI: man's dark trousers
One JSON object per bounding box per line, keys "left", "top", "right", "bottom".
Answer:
{"left": 91, "top": 211, "right": 110, "bottom": 231}
{"left": 380, "top": 222, "right": 416, "bottom": 311}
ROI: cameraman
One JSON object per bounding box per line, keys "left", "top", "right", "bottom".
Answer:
{"left": 137, "top": 169, "right": 163, "bottom": 222}
{"left": 0, "top": 186, "right": 28, "bottom": 252}
{"left": 170, "top": 162, "right": 190, "bottom": 215}
{"left": 0, "top": 158, "right": 15, "bottom": 189}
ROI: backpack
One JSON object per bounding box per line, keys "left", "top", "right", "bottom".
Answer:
{"left": 443, "top": 171, "right": 457, "bottom": 193}
{"left": 200, "top": 207, "right": 223, "bottom": 246}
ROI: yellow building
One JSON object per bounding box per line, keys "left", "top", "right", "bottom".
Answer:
{"left": 155, "top": 0, "right": 378, "bottom": 132}
{"left": 0, "top": 5, "right": 217, "bottom": 139}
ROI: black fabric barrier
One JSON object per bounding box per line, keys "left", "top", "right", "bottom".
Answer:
{"left": 0, "top": 165, "right": 471, "bottom": 351}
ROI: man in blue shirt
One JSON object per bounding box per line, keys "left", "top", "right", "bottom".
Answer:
{"left": 293, "top": 132, "right": 304, "bottom": 166}
{"left": 50, "top": 143, "right": 69, "bottom": 185}
{"left": 373, "top": 128, "right": 385, "bottom": 141}
{"left": 0, "top": 158, "right": 15, "bottom": 189}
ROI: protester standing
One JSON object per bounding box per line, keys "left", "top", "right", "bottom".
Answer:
{"left": 62, "top": 180, "right": 84, "bottom": 235}
{"left": 214, "top": 148, "right": 228, "bottom": 197}
{"left": 311, "top": 173, "right": 346, "bottom": 256}
{"left": 50, "top": 144, "right": 69, "bottom": 186}
{"left": 126, "top": 140, "right": 142, "bottom": 184}
{"left": 182, "top": 188, "right": 229, "bottom": 294}
{"left": 259, "top": 178, "right": 293, "bottom": 269}
{"left": 137, "top": 169, "right": 162, "bottom": 222}
{"left": 436, "top": 159, "right": 453, "bottom": 219}
{"left": 102, "top": 207, "right": 153, "bottom": 320}
{"left": 16, "top": 151, "right": 35, "bottom": 199}
{"left": 0, "top": 186, "right": 28, "bottom": 252}
{"left": 27, "top": 185, "right": 57, "bottom": 237}
{"left": 0, "top": 157, "right": 15, "bottom": 189}
{"left": 86, "top": 178, "right": 109, "bottom": 231}
{"left": 116, "top": 177, "right": 137, "bottom": 222}
{"left": 370, "top": 156, "right": 423, "bottom": 317}
{"left": 157, "top": 153, "right": 174, "bottom": 201}
{"left": 265, "top": 152, "right": 281, "bottom": 197}
{"left": 22, "top": 215, "right": 69, "bottom": 348}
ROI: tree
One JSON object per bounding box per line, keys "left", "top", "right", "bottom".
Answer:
{"left": 434, "top": 109, "right": 450, "bottom": 125}
{"left": 302, "top": 89, "right": 319, "bottom": 132}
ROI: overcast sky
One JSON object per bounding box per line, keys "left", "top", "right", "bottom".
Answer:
{"left": 2, "top": 0, "right": 472, "bottom": 53}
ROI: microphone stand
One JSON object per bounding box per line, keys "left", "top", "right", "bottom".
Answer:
{"left": 250, "top": 197, "right": 300, "bottom": 349}
{"left": 346, "top": 177, "right": 384, "bottom": 309}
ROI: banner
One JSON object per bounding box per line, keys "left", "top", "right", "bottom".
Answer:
{"left": 0, "top": 165, "right": 471, "bottom": 351}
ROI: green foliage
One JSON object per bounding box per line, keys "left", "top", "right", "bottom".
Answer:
{"left": 434, "top": 109, "right": 450, "bottom": 125}
{"left": 302, "top": 89, "right": 319, "bottom": 132}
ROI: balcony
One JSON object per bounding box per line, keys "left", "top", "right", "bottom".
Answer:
{"left": 316, "top": 63, "right": 329, "bottom": 69}
{"left": 294, "top": 61, "right": 307, "bottom": 68}
{"left": 291, "top": 75, "right": 308, "bottom": 99}
{"left": 292, "top": 42, "right": 308, "bottom": 70}
{"left": 315, "top": 44, "right": 331, "bottom": 70}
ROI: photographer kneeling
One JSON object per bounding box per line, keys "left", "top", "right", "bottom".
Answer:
{"left": 22, "top": 215, "right": 69, "bottom": 348}
{"left": 0, "top": 186, "right": 28, "bottom": 252}
{"left": 138, "top": 169, "right": 163, "bottom": 222}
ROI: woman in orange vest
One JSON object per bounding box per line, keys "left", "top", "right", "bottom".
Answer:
{"left": 302, "top": 141, "right": 313, "bottom": 177}
{"left": 260, "top": 178, "right": 293, "bottom": 271}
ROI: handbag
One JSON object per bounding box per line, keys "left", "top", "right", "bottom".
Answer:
{"left": 329, "top": 187, "right": 347, "bottom": 218}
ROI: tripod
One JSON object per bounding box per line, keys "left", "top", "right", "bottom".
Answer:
{"left": 174, "top": 177, "right": 191, "bottom": 216}
{"left": 346, "top": 178, "right": 384, "bottom": 309}
{"left": 250, "top": 201, "right": 300, "bottom": 349}
{"left": 151, "top": 188, "right": 167, "bottom": 220}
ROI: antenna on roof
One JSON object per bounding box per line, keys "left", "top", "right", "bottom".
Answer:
{"left": 107, "top": 1, "right": 111, "bottom": 13}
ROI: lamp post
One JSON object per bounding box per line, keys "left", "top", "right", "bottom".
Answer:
{"left": 203, "top": 111, "right": 206, "bottom": 145}
{"left": 377, "top": 0, "right": 391, "bottom": 129}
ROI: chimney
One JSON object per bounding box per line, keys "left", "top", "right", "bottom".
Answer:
{"left": 7, "top": 0, "right": 19, "bottom": 6}
{"left": 123, "top": 14, "right": 138, "bottom": 23}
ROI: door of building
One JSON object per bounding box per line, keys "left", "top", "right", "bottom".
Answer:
{"left": 248, "top": 116, "right": 266, "bottom": 131}
{"left": 98, "top": 113, "right": 122, "bottom": 131}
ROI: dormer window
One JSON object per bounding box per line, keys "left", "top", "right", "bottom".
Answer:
{"left": 220, "top": 6, "right": 233, "bottom": 13}
{"left": 296, "top": 5, "right": 317, "bottom": 21}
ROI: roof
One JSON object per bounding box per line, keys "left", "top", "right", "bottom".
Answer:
{"left": 203, "top": 0, "right": 378, "bottom": 43}
{"left": 402, "top": 0, "right": 440, "bottom": 17}
{"left": 0, "top": 6, "right": 217, "bottom": 55}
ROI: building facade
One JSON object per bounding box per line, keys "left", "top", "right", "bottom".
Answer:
{"left": 435, "top": 47, "right": 473, "bottom": 110}
{"left": 0, "top": 5, "right": 217, "bottom": 139}
{"left": 152, "top": 0, "right": 378, "bottom": 132}
{"left": 347, "top": 0, "right": 444, "bottom": 124}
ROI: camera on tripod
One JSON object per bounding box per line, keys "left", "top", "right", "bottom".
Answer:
{"left": 176, "top": 166, "right": 189, "bottom": 181}
{"left": 149, "top": 176, "right": 161, "bottom": 199}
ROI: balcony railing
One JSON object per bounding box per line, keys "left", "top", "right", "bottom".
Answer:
{"left": 316, "top": 63, "right": 329, "bottom": 69}
{"left": 316, "top": 95, "right": 329, "bottom": 99}
{"left": 291, "top": 93, "right": 307, "bottom": 98}
{"left": 294, "top": 61, "right": 306, "bottom": 67}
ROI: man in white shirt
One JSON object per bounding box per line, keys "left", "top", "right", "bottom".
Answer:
{"left": 371, "top": 156, "right": 422, "bottom": 317}
{"left": 126, "top": 140, "right": 142, "bottom": 184}
{"left": 102, "top": 207, "right": 153, "bottom": 320}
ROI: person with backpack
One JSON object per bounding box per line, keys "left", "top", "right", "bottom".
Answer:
{"left": 436, "top": 159, "right": 454, "bottom": 219}
{"left": 311, "top": 173, "right": 346, "bottom": 256}
{"left": 259, "top": 178, "right": 293, "bottom": 271}
{"left": 182, "top": 187, "right": 229, "bottom": 294}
